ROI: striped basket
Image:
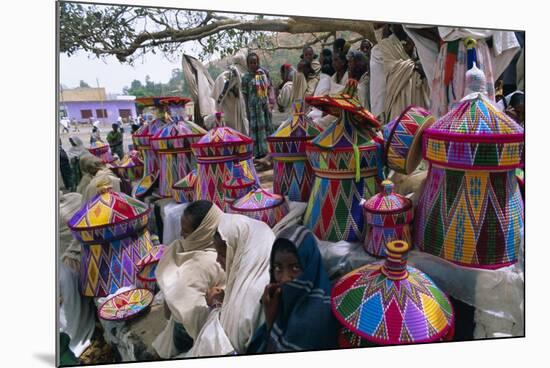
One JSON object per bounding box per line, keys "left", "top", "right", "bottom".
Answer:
{"left": 416, "top": 94, "right": 524, "bottom": 269}
{"left": 88, "top": 141, "right": 115, "bottom": 164}
{"left": 362, "top": 180, "right": 413, "bottom": 257}
{"left": 222, "top": 162, "right": 256, "bottom": 211}
{"left": 383, "top": 105, "right": 435, "bottom": 175}
{"left": 111, "top": 150, "right": 144, "bottom": 181}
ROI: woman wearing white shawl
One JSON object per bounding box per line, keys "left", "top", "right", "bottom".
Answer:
{"left": 379, "top": 26, "right": 429, "bottom": 123}
{"left": 186, "top": 213, "right": 275, "bottom": 356}
{"left": 152, "top": 201, "right": 226, "bottom": 358}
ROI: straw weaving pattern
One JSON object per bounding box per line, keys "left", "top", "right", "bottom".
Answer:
{"left": 172, "top": 170, "right": 197, "bottom": 203}
{"left": 132, "top": 119, "right": 166, "bottom": 176}
{"left": 79, "top": 230, "right": 153, "bottom": 297}
{"left": 415, "top": 166, "right": 523, "bottom": 268}
{"left": 98, "top": 288, "right": 154, "bottom": 321}
{"left": 112, "top": 151, "right": 144, "bottom": 181}
{"left": 229, "top": 188, "right": 289, "bottom": 227}
{"left": 331, "top": 263, "right": 454, "bottom": 345}
{"left": 384, "top": 106, "right": 434, "bottom": 174}
{"left": 88, "top": 141, "right": 114, "bottom": 163}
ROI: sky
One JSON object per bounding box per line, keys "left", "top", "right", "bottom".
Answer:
{"left": 60, "top": 49, "right": 190, "bottom": 95}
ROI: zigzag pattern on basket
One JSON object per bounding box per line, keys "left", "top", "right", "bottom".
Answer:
{"left": 111, "top": 151, "right": 144, "bottom": 181}
{"left": 415, "top": 166, "right": 524, "bottom": 268}
{"left": 229, "top": 188, "right": 289, "bottom": 228}
{"left": 424, "top": 138, "right": 523, "bottom": 170}
{"left": 195, "top": 159, "right": 257, "bottom": 209}
{"left": 307, "top": 146, "right": 378, "bottom": 177}
{"left": 384, "top": 106, "right": 434, "bottom": 174}
{"left": 272, "top": 160, "right": 314, "bottom": 202}
{"left": 132, "top": 119, "right": 166, "bottom": 176}
{"left": 303, "top": 176, "right": 377, "bottom": 242}
{"left": 132, "top": 172, "right": 159, "bottom": 199}
{"left": 223, "top": 163, "right": 256, "bottom": 210}
{"left": 366, "top": 225, "right": 412, "bottom": 257}
{"left": 80, "top": 230, "right": 153, "bottom": 297}
{"left": 173, "top": 170, "right": 197, "bottom": 204}
{"left": 331, "top": 263, "right": 454, "bottom": 345}
{"left": 157, "top": 151, "right": 195, "bottom": 198}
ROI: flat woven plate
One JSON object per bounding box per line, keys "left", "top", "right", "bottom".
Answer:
{"left": 98, "top": 288, "right": 154, "bottom": 321}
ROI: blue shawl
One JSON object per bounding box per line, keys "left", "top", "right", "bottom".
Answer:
{"left": 246, "top": 225, "right": 338, "bottom": 353}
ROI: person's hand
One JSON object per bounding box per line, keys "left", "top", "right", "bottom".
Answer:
{"left": 261, "top": 283, "right": 282, "bottom": 330}
{"left": 206, "top": 287, "right": 225, "bottom": 308}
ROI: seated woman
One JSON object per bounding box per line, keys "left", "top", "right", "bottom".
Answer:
{"left": 153, "top": 201, "right": 226, "bottom": 358}
{"left": 186, "top": 214, "right": 275, "bottom": 356}
{"left": 247, "top": 225, "right": 338, "bottom": 353}
{"left": 81, "top": 155, "right": 121, "bottom": 201}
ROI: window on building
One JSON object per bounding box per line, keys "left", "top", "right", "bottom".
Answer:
{"left": 80, "top": 109, "right": 93, "bottom": 119}
{"left": 118, "top": 109, "right": 132, "bottom": 119}
{"left": 96, "top": 109, "right": 108, "bottom": 118}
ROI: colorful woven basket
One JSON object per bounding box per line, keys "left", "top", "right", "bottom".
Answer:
{"left": 416, "top": 94, "right": 524, "bottom": 269}
{"left": 363, "top": 180, "right": 413, "bottom": 257}
{"left": 68, "top": 180, "right": 154, "bottom": 297}
{"left": 151, "top": 120, "right": 206, "bottom": 198}
{"left": 135, "top": 244, "right": 166, "bottom": 291}
{"left": 98, "top": 288, "right": 154, "bottom": 321}
{"left": 132, "top": 172, "right": 159, "bottom": 199}
{"left": 88, "top": 141, "right": 114, "bottom": 164}
{"left": 132, "top": 118, "right": 166, "bottom": 176}
{"left": 111, "top": 150, "right": 144, "bottom": 181}
{"left": 172, "top": 169, "right": 197, "bottom": 204}
{"left": 331, "top": 240, "right": 455, "bottom": 345}
{"left": 229, "top": 187, "right": 289, "bottom": 228}
{"left": 222, "top": 162, "right": 256, "bottom": 211}
{"left": 191, "top": 126, "right": 259, "bottom": 208}
{"left": 303, "top": 80, "right": 381, "bottom": 242}
{"left": 267, "top": 99, "right": 323, "bottom": 202}
{"left": 383, "top": 106, "right": 435, "bottom": 175}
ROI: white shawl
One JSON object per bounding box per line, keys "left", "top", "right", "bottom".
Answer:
{"left": 153, "top": 205, "right": 226, "bottom": 358}
{"left": 187, "top": 214, "right": 274, "bottom": 356}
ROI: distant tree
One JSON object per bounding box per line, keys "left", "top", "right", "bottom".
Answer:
{"left": 79, "top": 80, "right": 91, "bottom": 88}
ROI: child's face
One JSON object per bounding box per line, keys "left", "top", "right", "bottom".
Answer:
{"left": 273, "top": 250, "right": 302, "bottom": 284}
{"left": 303, "top": 48, "right": 314, "bottom": 63}
{"left": 247, "top": 56, "right": 259, "bottom": 73}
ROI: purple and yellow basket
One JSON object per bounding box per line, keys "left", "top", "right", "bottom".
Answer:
{"left": 132, "top": 118, "right": 166, "bottom": 176}
{"left": 229, "top": 187, "right": 289, "bottom": 228}
{"left": 362, "top": 180, "right": 413, "bottom": 257}
{"left": 331, "top": 240, "right": 455, "bottom": 346}
{"left": 416, "top": 94, "right": 524, "bottom": 269}
{"left": 135, "top": 244, "right": 166, "bottom": 291}
{"left": 68, "top": 180, "right": 153, "bottom": 297}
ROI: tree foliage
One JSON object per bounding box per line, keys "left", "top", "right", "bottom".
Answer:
{"left": 59, "top": 2, "right": 374, "bottom": 63}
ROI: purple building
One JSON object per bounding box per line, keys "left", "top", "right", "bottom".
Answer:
{"left": 59, "top": 87, "right": 137, "bottom": 125}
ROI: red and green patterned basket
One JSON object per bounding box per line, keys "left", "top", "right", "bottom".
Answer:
{"left": 172, "top": 169, "right": 197, "bottom": 204}
{"left": 88, "top": 141, "right": 115, "bottom": 163}
{"left": 222, "top": 162, "right": 256, "bottom": 211}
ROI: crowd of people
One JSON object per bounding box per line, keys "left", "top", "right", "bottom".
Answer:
{"left": 58, "top": 24, "right": 525, "bottom": 363}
